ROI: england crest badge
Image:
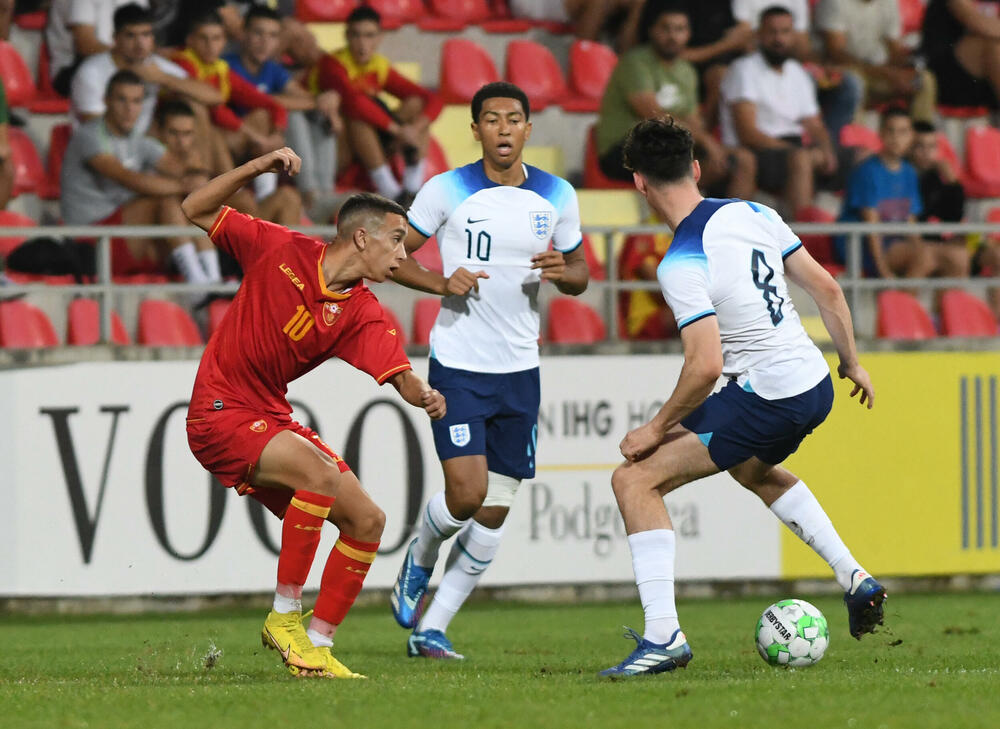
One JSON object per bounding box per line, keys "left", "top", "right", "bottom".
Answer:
{"left": 449, "top": 423, "right": 471, "bottom": 447}
{"left": 529, "top": 210, "right": 552, "bottom": 240}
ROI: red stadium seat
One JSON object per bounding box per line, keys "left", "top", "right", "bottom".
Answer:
{"left": 0, "top": 299, "right": 59, "bottom": 348}
{"left": 412, "top": 298, "right": 441, "bottom": 346}
{"left": 939, "top": 290, "right": 998, "bottom": 337}
{"left": 565, "top": 40, "right": 617, "bottom": 113}
{"left": 505, "top": 40, "right": 568, "bottom": 112}
{"left": 295, "top": 0, "right": 358, "bottom": 22}
{"left": 0, "top": 41, "right": 36, "bottom": 108}
{"left": 839, "top": 123, "right": 881, "bottom": 153}
{"left": 381, "top": 306, "right": 408, "bottom": 348}
{"left": 986, "top": 206, "right": 1000, "bottom": 244}
{"left": 439, "top": 39, "right": 500, "bottom": 103}
{"left": 0, "top": 210, "right": 37, "bottom": 257}
{"left": 366, "top": 0, "right": 425, "bottom": 28}
{"left": 794, "top": 206, "right": 844, "bottom": 275}
{"left": 412, "top": 235, "right": 443, "bottom": 273}
{"left": 583, "top": 125, "right": 633, "bottom": 189}
{"left": 14, "top": 10, "right": 47, "bottom": 30}
{"left": 206, "top": 297, "right": 233, "bottom": 336}
{"left": 938, "top": 105, "right": 988, "bottom": 119}
{"left": 66, "top": 298, "right": 131, "bottom": 345}
{"left": 30, "top": 42, "right": 71, "bottom": 114}
{"left": 419, "top": 0, "right": 493, "bottom": 31}
{"left": 137, "top": 299, "right": 204, "bottom": 346}
{"left": 547, "top": 298, "right": 606, "bottom": 344}
{"left": 876, "top": 291, "right": 936, "bottom": 340}
{"left": 581, "top": 234, "right": 606, "bottom": 280}
{"left": 8, "top": 128, "right": 46, "bottom": 198}
{"left": 899, "top": 0, "right": 926, "bottom": 35}
{"left": 43, "top": 123, "right": 72, "bottom": 200}
{"left": 963, "top": 126, "right": 1000, "bottom": 198}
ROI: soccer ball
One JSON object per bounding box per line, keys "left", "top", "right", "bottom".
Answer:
{"left": 755, "top": 598, "right": 829, "bottom": 667}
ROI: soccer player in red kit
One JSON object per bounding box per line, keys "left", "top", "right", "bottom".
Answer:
{"left": 181, "top": 146, "right": 446, "bottom": 679}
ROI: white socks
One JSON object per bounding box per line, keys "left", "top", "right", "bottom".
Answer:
{"left": 419, "top": 521, "right": 504, "bottom": 634}
{"left": 628, "top": 529, "right": 681, "bottom": 645}
{"left": 412, "top": 491, "right": 467, "bottom": 569}
{"left": 370, "top": 163, "right": 402, "bottom": 199}
{"left": 198, "top": 248, "right": 222, "bottom": 282}
{"left": 403, "top": 159, "right": 426, "bottom": 194}
{"left": 171, "top": 241, "right": 209, "bottom": 283}
{"left": 769, "top": 480, "right": 863, "bottom": 591}
{"left": 307, "top": 628, "right": 333, "bottom": 648}
{"left": 272, "top": 592, "right": 301, "bottom": 614}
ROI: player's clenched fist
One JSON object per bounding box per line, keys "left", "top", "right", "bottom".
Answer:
{"left": 421, "top": 387, "right": 447, "bottom": 420}
{"left": 258, "top": 147, "right": 302, "bottom": 176}
{"left": 619, "top": 422, "right": 662, "bottom": 462}
{"left": 445, "top": 267, "right": 489, "bottom": 295}
{"left": 530, "top": 250, "right": 566, "bottom": 281}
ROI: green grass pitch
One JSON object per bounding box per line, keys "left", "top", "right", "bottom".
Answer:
{"left": 2, "top": 593, "right": 998, "bottom": 729}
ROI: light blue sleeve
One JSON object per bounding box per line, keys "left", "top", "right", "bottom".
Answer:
{"left": 657, "top": 255, "right": 715, "bottom": 330}
{"left": 406, "top": 173, "right": 449, "bottom": 238}
{"left": 552, "top": 181, "right": 583, "bottom": 253}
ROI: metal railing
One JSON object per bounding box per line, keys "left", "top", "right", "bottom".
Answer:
{"left": 0, "top": 221, "right": 998, "bottom": 345}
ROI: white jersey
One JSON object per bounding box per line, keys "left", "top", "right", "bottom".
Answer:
{"left": 408, "top": 160, "right": 582, "bottom": 373}
{"left": 657, "top": 198, "right": 829, "bottom": 400}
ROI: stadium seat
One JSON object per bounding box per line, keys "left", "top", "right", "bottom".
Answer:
{"left": 419, "top": 0, "right": 493, "bottom": 31}
{"left": 794, "top": 206, "right": 844, "bottom": 275}
{"left": 505, "top": 40, "right": 568, "bottom": 112}
{"left": 986, "top": 206, "right": 1000, "bottom": 243}
{"left": 295, "top": 0, "right": 358, "bottom": 22}
{"left": 565, "top": 40, "right": 617, "bottom": 113}
{"left": 382, "top": 306, "right": 408, "bottom": 348}
{"left": 899, "top": 0, "right": 926, "bottom": 35}
{"left": 963, "top": 126, "right": 1000, "bottom": 198}
{"left": 412, "top": 235, "right": 443, "bottom": 273}
{"left": 206, "top": 298, "right": 233, "bottom": 337}
{"left": 938, "top": 105, "right": 988, "bottom": 119}
{"left": 66, "top": 298, "right": 131, "bottom": 345}
{"left": 31, "top": 42, "right": 71, "bottom": 114}
{"left": 412, "top": 298, "right": 441, "bottom": 346}
{"left": 583, "top": 126, "right": 633, "bottom": 189}
{"left": 547, "top": 298, "right": 606, "bottom": 344}
{"left": 939, "top": 290, "right": 998, "bottom": 337}
{"left": 876, "top": 291, "right": 936, "bottom": 340}
{"left": 0, "top": 210, "right": 37, "bottom": 258}
{"left": 581, "top": 234, "right": 606, "bottom": 280}
{"left": 839, "top": 122, "right": 881, "bottom": 153}
{"left": 366, "top": 0, "right": 424, "bottom": 28}
{"left": 137, "top": 299, "right": 204, "bottom": 346}
{"left": 439, "top": 39, "right": 500, "bottom": 104}
{"left": 43, "top": 123, "right": 72, "bottom": 200}
{"left": 480, "top": 0, "right": 533, "bottom": 34}
{"left": 8, "top": 128, "right": 46, "bottom": 198}
{"left": 14, "top": 10, "right": 47, "bottom": 30}
{"left": 0, "top": 41, "right": 36, "bottom": 108}
{"left": 0, "top": 299, "right": 59, "bottom": 348}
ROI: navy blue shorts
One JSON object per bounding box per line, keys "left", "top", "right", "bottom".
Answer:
{"left": 681, "top": 375, "right": 834, "bottom": 470}
{"left": 428, "top": 358, "right": 540, "bottom": 480}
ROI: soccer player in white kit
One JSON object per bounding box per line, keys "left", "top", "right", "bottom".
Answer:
{"left": 388, "top": 82, "right": 590, "bottom": 659}
{"left": 600, "top": 117, "right": 887, "bottom": 677}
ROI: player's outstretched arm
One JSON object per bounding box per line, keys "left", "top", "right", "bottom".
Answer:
{"left": 785, "top": 247, "right": 874, "bottom": 409}
{"left": 180, "top": 148, "right": 301, "bottom": 231}
{"left": 388, "top": 369, "right": 446, "bottom": 420}
{"left": 390, "top": 226, "right": 490, "bottom": 296}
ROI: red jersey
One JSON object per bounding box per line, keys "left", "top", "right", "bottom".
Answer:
{"left": 189, "top": 207, "right": 411, "bottom": 418}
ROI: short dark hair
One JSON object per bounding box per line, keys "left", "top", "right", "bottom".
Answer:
{"left": 336, "top": 192, "right": 406, "bottom": 234}
{"left": 346, "top": 6, "right": 381, "bottom": 26}
{"left": 622, "top": 116, "right": 695, "bottom": 185}
{"left": 157, "top": 100, "right": 195, "bottom": 126}
{"left": 759, "top": 5, "right": 793, "bottom": 25}
{"left": 187, "top": 10, "right": 224, "bottom": 37}
{"left": 912, "top": 120, "right": 936, "bottom": 135}
{"left": 113, "top": 3, "right": 153, "bottom": 33}
{"left": 106, "top": 69, "right": 144, "bottom": 97}
{"left": 244, "top": 4, "right": 283, "bottom": 27}
{"left": 471, "top": 82, "right": 530, "bottom": 122}
{"left": 880, "top": 106, "right": 912, "bottom": 128}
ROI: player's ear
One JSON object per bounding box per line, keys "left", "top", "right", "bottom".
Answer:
{"left": 470, "top": 121, "right": 481, "bottom": 142}
{"left": 632, "top": 172, "right": 647, "bottom": 196}
{"left": 691, "top": 159, "right": 701, "bottom": 184}
{"left": 524, "top": 119, "right": 532, "bottom": 142}
{"left": 352, "top": 226, "right": 367, "bottom": 251}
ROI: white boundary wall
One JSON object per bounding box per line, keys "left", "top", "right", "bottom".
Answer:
{"left": 0, "top": 356, "right": 779, "bottom": 597}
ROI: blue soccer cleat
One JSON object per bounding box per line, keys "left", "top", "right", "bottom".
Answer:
{"left": 390, "top": 538, "right": 432, "bottom": 629}
{"left": 598, "top": 627, "right": 692, "bottom": 678}
{"left": 407, "top": 629, "right": 465, "bottom": 660}
{"left": 844, "top": 569, "right": 887, "bottom": 639}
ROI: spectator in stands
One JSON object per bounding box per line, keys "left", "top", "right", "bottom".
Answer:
{"left": 307, "top": 6, "right": 442, "bottom": 204}
{"left": 720, "top": 6, "right": 836, "bottom": 216}
{"left": 732, "top": 0, "right": 811, "bottom": 57}
{"left": 223, "top": 5, "right": 341, "bottom": 214}
{"left": 618, "top": 227, "right": 677, "bottom": 340}
{"left": 47, "top": 0, "right": 150, "bottom": 96}
{"left": 595, "top": 2, "right": 756, "bottom": 198}
{"left": 61, "top": 70, "right": 220, "bottom": 283}
{"left": 921, "top": 0, "right": 1000, "bottom": 111}
{"left": 836, "top": 108, "right": 968, "bottom": 278}
{"left": 0, "top": 0, "right": 11, "bottom": 41}
{"left": 157, "top": 100, "right": 302, "bottom": 227}
{"left": 508, "top": 0, "right": 646, "bottom": 51}
{"left": 816, "top": 0, "right": 937, "bottom": 123}
{"left": 909, "top": 120, "right": 966, "bottom": 227}
{"left": 71, "top": 4, "right": 222, "bottom": 132}
{"left": 0, "top": 78, "right": 11, "bottom": 211}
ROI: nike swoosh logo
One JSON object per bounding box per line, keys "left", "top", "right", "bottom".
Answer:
{"left": 467, "top": 217, "right": 489, "bottom": 224}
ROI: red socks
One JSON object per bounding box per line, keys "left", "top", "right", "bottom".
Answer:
{"left": 276, "top": 491, "right": 336, "bottom": 588}
{"left": 313, "top": 534, "right": 379, "bottom": 626}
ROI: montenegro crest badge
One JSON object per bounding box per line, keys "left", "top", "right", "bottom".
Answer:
{"left": 322, "top": 301, "right": 343, "bottom": 326}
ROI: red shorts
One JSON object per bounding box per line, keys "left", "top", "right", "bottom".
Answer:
{"left": 186, "top": 407, "right": 351, "bottom": 517}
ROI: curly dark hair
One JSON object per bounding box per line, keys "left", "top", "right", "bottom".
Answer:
{"left": 622, "top": 116, "right": 695, "bottom": 185}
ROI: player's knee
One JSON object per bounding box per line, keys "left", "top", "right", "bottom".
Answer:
{"left": 354, "top": 504, "right": 386, "bottom": 542}
{"left": 610, "top": 464, "right": 636, "bottom": 500}
{"left": 446, "top": 483, "right": 488, "bottom": 520}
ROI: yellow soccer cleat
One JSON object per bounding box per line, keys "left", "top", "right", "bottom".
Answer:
{"left": 308, "top": 646, "right": 367, "bottom": 679}
{"left": 261, "top": 610, "right": 327, "bottom": 674}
